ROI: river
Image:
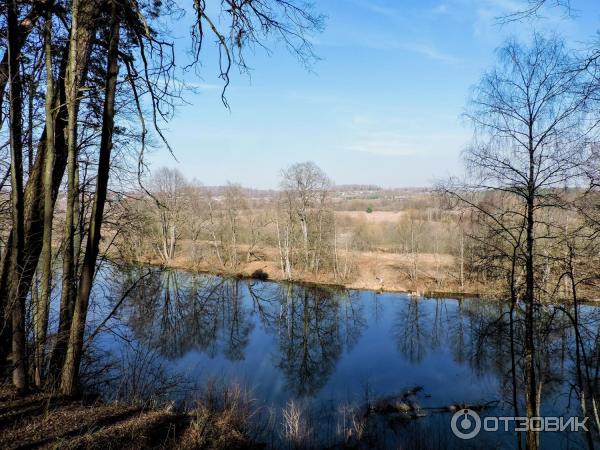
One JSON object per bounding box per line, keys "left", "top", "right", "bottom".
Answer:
{"left": 80, "top": 264, "right": 597, "bottom": 448}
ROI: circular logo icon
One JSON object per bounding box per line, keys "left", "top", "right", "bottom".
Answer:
{"left": 451, "top": 408, "right": 481, "bottom": 440}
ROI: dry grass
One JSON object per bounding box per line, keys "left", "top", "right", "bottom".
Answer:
{"left": 335, "top": 210, "right": 405, "bottom": 224}
{"left": 147, "top": 241, "right": 483, "bottom": 296}
{"left": 0, "top": 385, "right": 259, "bottom": 450}
{"left": 180, "top": 381, "right": 261, "bottom": 450}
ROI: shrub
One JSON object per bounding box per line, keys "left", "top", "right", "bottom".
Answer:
{"left": 251, "top": 269, "right": 269, "bottom": 280}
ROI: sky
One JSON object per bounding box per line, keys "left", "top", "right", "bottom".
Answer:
{"left": 147, "top": 0, "right": 600, "bottom": 189}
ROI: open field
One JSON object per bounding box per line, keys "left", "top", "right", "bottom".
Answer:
{"left": 334, "top": 210, "right": 406, "bottom": 224}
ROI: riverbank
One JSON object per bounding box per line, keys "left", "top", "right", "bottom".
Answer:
{"left": 0, "top": 386, "right": 258, "bottom": 450}
{"left": 130, "top": 242, "right": 486, "bottom": 298}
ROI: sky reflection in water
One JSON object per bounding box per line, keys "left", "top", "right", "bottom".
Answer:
{"left": 86, "top": 266, "right": 592, "bottom": 448}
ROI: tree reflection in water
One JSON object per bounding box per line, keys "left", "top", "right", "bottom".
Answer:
{"left": 272, "top": 284, "right": 366, "bottom": 397}
{"left": 394, "top": 297, "right": 428, "bottom": 363}
{"left": 118, "top": 269, "right": 366, "bottom": 398}
{"left": 122, "top": 270, "right": 253, "bottom": 361}
{"left": 107, "top": 267, "right": 600, "bottom": 448}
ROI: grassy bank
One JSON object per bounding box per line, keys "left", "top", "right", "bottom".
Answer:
{"left": 1, "top": 384, "right": 498, "bottom": 450}
{"left": 132, "top": 242, "right": 486, "bottom": 298}
{"left": 0, "top": 386, "right": 258, "bottom": 450}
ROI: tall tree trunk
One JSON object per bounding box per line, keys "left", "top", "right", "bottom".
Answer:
{"left": 46, "top": 0, "right": 100, "bottom": 383}
{"left": 459, "top": 214, "right": 465, "bottom": 291}
{"left": 7, "top": 0, "right": 28, "bottom": 391}
{"left": 55, "top": 0, "right": 81, "bottom": 383}
{"left": 27, "top": 55, "right": 41, "bottom": 382}
{"left": 300, "top": 216, "right": 309, "bottom": 271}
{"left": 34, "top": 2, "right": 55, "bottom": 387}
{"left": 74, "top": 160, "right": 83, "bottom": 270}
{"left": 61, "top": 3, "right": 120, "bottom": 394}
{"left": 0, "top": 0, "right": 49, "bottom": 375}
{"left": 525, "top": 140, "right": 538, "bottom": 450}
{"left": 0, "top": 1, "right": 100, "bottom": 375}
{"left": 510, "top": 238, "right": 523, "bottom": 450}
{"left": 567, "top": 244, "right": 596, "bottom": 450}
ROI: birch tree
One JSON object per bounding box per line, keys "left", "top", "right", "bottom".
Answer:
{"left": 451, "top": 34, "right": 597, "bottom": 450}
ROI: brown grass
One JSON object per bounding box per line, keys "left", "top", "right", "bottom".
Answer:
{"left": 335, "top": 210, "right": 405, "bottom": 224}
{"left": 142, "top": 241, "right": 484, "bottom": 296}
{"left": 0, "top": 385, "right": 258, "bottom": 450}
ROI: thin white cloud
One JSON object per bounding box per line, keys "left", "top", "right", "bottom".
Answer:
{"left": 317, "top": 4, "right": 460, "bottom": 65}
{"left": 329, "top": 29, "right": 460, "bottom": 64}
{"left": 341, "top": 113, "right": 470, "bottom": 157}
{"left": 445, "top": 0, "right": 576, "bottom": 39}
{"left": 401, "top": 42, "right": 460, "bottom": 64}
{"left": 186, "top": 82, "right": 222, "bottom": 91}
{"left": 347, "top": 0, "right": 402, "bottom": 19}
{"left": 432, "top": 3, "right": 450, "bottom": 15}
{"left": 343, "top": 132, "right": 467, "bottom": 156}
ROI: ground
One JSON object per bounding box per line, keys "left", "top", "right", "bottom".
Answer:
{"left": 154, "top": 243, "right": 483, "bottom": 297}
{"left": 0, "top": 387, "right": 256, "bottom": 450}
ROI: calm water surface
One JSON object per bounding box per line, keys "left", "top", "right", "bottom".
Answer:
{"left": 81, "top": 266, "right": 596, "bottom": 448}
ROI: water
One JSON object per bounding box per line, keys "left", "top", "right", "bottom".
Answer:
{"left": 81, "top": 265, "right": 599, "bottom": 448}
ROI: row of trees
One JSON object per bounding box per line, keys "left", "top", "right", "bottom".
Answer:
{"left": 127, "top": 165, "right": 510, "bottom": 294}
{"left": 0, "top": 0, "right": 323, "bottom": 395}
{"left": 123, "top": 162, "right": 344, "bottom": 280}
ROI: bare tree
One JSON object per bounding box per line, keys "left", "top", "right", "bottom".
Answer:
{"left": 448, "top": 34, "right": 597, "bottom": 450}
{"left": 148, "top": 167, "right": 188, "bottom": 264}
{"left": 47, "top": 0, "right": 103, "bottom": 384}
{"left": 280, "top": 161, "right": 332, "bottom": 272}
{"left": 222, "top": 183, "right": 247, "bottom": 268}
{"left": 60, "top": 0, "right": 122, "bottom": 394}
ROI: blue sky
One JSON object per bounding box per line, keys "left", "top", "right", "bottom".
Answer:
{"left": 147, "top": 0, "right": 600, "bottom": 189}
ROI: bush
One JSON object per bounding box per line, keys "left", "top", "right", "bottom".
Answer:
{"left": 251, "top": 269, "right": 269, "bottom": 280}
{"left": 366, "top": 206, "right": 373, "bottom": 214}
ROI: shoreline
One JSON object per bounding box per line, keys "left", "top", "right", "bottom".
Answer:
{"left": 127, "top": 257, "right": 485, "bottom": 299}
{"left": 118, "top": 257, "right": 600, "bottom": 304}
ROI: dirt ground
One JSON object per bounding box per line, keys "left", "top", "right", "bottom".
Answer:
{"left": 0, "top": 387, "right": 257, "bottom": 450}
{"left": 147, "top": 241, "right": 483, "bottom": 297}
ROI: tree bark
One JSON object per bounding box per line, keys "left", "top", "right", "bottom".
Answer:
{"left": 0, "top": 0, "right": 52, "bottom": 375}
{"left": 56, "top": 0, "right": 81, "bottom": 385}
{"left": 7, "top": 0, "right": 28, "bottom": 391}
{"left": 34, "top": 2, "right": 55, "bottom": 387}
{"left": 525, "top": 134, "right": 538, "bottom": 450}
{"left": 0, "top": 0, "right": 101, "bottom": 376}
{"left": 61, "top": 2, "right": 121, "bottom": 394}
